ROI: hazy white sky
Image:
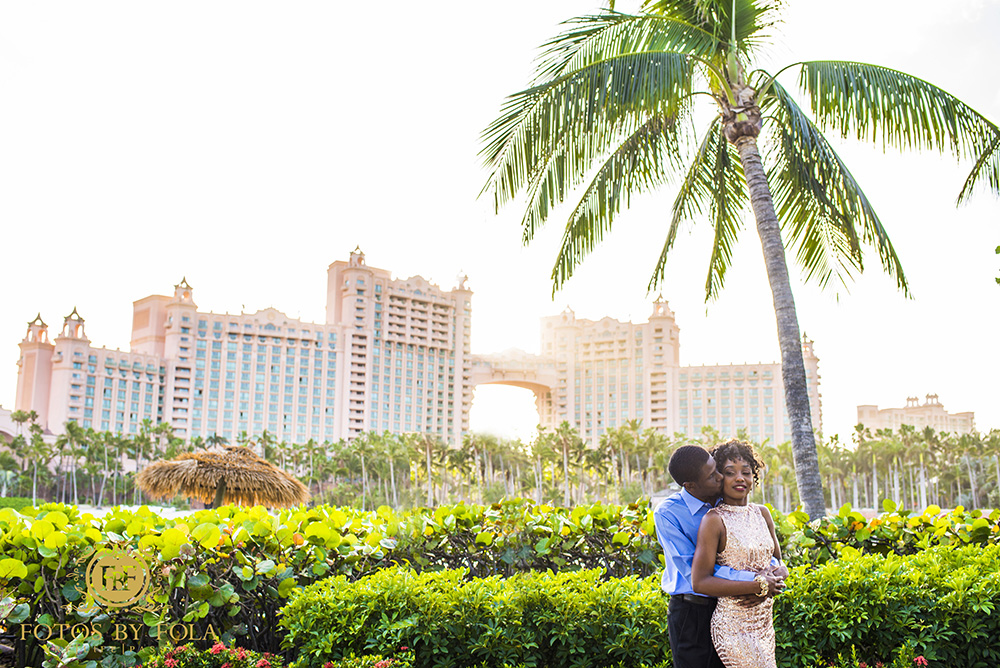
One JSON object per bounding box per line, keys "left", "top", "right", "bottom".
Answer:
{"left": 1, "top": 1, "right": 997, "bottom": 444}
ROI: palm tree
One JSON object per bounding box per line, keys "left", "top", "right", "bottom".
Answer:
{"left": 28, "top": 421, "right": 49, "bottom": 505}
{"left": 480, "top": 0, "right": 997, "bottom": 519}
{"left": 552, "top": 421, "right": 584, "bottom": 506}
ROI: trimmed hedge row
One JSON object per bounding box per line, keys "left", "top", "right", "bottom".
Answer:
{"left": 280, "top": 568, "right": 671, "bottom": 668}
{"left": 280, "top": 545, "right": 1000, "bottom": 668}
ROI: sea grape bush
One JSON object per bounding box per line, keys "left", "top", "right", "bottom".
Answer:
{"left": 1, "top": 498, "right": 998, "bottom": 666}
{"left": 780, "top": 500, "right": 1000, "bottom": 564}
{"left": 0, "top": 502, "right": 400, "bottom": 665}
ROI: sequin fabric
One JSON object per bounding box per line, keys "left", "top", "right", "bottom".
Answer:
{"left": 710, "top": 503, "right": 777, "bottom": 668}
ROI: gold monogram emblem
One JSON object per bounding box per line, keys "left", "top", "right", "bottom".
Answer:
{"left": 84, "top": 547, "right": 150, "bottom": 609}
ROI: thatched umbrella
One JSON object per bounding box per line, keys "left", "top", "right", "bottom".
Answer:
{"left": 137, "top": 445, "right": 310, "bottom": 508}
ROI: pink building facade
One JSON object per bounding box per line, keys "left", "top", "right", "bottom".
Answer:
{"left": 477, "top": 298, "right": 822, "bottom": 446}
{"left": 15, "top": 249, "right": 473, "bottom": 444}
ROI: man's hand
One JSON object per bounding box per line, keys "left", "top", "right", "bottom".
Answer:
{"left": 766, "top": 563, "right": 789, "bottom": 580}
{"left": 734, "top": 593, "right": 768, "bottom": 608}
{"left": 763, "top": 572, "right": 785, "bottom": 596}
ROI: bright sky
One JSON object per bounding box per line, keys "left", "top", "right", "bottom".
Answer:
{"left": 1, "top": 1, "right": 997, "bottom": 445}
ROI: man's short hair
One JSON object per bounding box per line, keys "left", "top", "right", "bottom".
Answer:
{"left": 668, "top": 445, "right": 711, "bottom": 486}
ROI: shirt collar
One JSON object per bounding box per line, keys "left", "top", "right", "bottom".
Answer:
{"left": 679, "top": 488, "right": 714, "bottom": 515}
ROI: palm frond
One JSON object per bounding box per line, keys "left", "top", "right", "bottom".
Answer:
{"left": 799, "top": 61, "right": 996, "bottom": 162}
{"left": 481, "top": 51, "right": 694, "bottom": 217}
{"left": 648, "top": 117, "right": 747, "bottom": 299}
{"left": 763, "top": 80, "right": 908, "bottom": 295}
{"left": 533, "top": 12, "right": 719, "bottom": 84}
{"left": 958, "top": 131, "right": 1000, "bottom": 203}
{"left": 520, "top": 98, "right": 691, "bottom": 245}
{"left": 641, "top": 0, "right": 783, "bottom": 53}
{"left": 549, "top": 113, "right": 686, "bottom": 293}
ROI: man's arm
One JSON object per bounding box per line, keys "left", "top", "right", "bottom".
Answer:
{"left": 654, "top": 503, "right": 761, "bottom": 589}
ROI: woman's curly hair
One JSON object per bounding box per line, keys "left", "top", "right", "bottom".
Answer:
{"left": 710, "top": 439, "right": 766, "bottom": 487}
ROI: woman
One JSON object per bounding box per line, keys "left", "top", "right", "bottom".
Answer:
{"left": 691, "top": 440, "right": 786, "bottom": 668}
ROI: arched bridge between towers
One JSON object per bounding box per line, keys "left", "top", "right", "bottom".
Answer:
{"left": 470, "top": 349, "right": 557, "bottom": 400}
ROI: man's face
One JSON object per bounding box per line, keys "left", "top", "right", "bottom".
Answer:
{"left": 684, "top": 455, "right": 723, "bottom": 502}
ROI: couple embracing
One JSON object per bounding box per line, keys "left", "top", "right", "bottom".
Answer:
{"left": 654, "top": 440, "right": 788, "bottom": 668}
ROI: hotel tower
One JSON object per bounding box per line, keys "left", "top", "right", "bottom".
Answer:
{"left": 15, "top": 249, "right": 473, "bottom": 444}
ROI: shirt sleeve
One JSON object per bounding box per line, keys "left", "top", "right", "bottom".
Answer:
{"left": 714, "top": 564, "right": 756, "bottom": 581}
{"left": 713, "top": 555, "right": 779, "bottom": 581}
{"left": 654, "top": 507, "right": 697, "bottom": 589}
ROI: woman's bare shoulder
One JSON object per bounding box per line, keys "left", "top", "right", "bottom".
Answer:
{"left": 755, "top": 504, "right": 775, "bottom": 523}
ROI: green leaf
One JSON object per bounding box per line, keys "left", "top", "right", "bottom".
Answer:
{"left": 191, "top": 523, "right": 222, "bottom": 550}
{"left": 8, "top": 603, "right": 30, "bottom": 624}
{"left": 0, "top": 558, "right": 28, "bottom": 580}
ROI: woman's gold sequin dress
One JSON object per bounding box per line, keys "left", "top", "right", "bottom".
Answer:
{"left": 710, "top": 503, "right": 777, "bottom": 668}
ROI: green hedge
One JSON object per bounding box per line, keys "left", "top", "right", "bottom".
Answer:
{"left": 0, "top": 497, "right": 34, "bottom": 512}
{"left": 280, "top": 569, "right": 672, "bottom": 668}
{"left": 281, "top": 545, "right": 1000, "bottom": 668}
{"left": 774, "top": 544, "right": 1000, "bottom": 667}
{"left": 2, "top": 499, "right": 998, "bottom": 667}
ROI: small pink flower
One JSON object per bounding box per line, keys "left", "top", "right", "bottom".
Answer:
{"left": 399, "top": 647, "right": 409, "bottom": 651}
{"left": 164, "top": 660, "right": 178, "bottom": 668}
{"left": 324, "top": 663, "right": 334, "bottom": 668}
{"left": 222, "top": 663, "right": 231, "bottom": 668}
{"left": 210, "top": 642, "right": 226, "bottom": 655}
{"left": 237, "top": 648, "right": 247, "bottom": 660}
{"left": 914, "top": 659, "right": 928, "bottom": 667}
{"left": 859, "top": 663, "right": 867, "bottom": 668}
{"left": 256, "top": 660, "right": 271, "bottom": 668}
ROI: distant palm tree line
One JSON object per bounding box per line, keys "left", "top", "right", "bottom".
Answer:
{"left": 2, "top": 410, "right": 998, "bottom": 512}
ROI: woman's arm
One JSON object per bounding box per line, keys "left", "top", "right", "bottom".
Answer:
{"left": 758, "top": 505, "right": 789, "bottom": 579}
{"left": 692, "top": 512, "right": 767, "bottom": 597}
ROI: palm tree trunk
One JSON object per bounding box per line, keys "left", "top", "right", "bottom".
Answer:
{"left": 994, "top": 455, "right": 1000, "bottom": 508}
{"left": 964, "top": 455, "right": 978, "bottom": 507}
{"left": 425, "top": 441, "right": 433, "bottom": 507}
{"left": 389, "top": 459, "right": 398, "bottom": 509}
{"left": 562, "top": 443, "right": 570, "bottom": 507}
{"left": 360, "top": 454, "right": 368, "bottom": 511}
{"left": 534, "top": 457, "right": 542, "bottom": 504}
{"left": 917, "top": 457, "right": 927, "bottom": 510}
{"left": 734, "top": 135, "right": 825, "bottom": 519}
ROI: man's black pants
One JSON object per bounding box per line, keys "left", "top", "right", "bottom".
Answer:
{"left": 668, "top": 595, "right": 725, "bottom": 668}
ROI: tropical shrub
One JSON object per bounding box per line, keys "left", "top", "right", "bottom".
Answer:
{"left": 782, "top": 501, "right": 1000, "bottom": 564}
{"left": 280, "top": 568, "right": 672, "bottom": 668}
{"left": 0, "top": 502, "right": 398, "bottom": 666}
{"left": 2, "top": 498, "right": 999, "bottom": 667}
{"left": 0, "top": 497, "right": 34, "bottom": 511}
{"left": 281, "top": 545, "right": 1000, "bottom": 668}
{"left": 143, "top": 641, "right": 287, "bottom": 668}
{"left": 297, "top": 649, "right": 415, "bottom": 668}
{"left": 775, "top": 544, "right": 1000, "bottom": 667}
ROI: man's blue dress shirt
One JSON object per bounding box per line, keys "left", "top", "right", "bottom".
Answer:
{"left": 653, "top": 489, "right": 756, "bottom": 596}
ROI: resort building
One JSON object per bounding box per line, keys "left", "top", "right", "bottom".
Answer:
{"left": 15, "top": 249, "right": 473, "bottom": 444}
{"left": 14, "top": 251, "right": 819, "bottom": 447}
{"left": 857, "top": 394, "right": 975, "bottom": 435}
{"left": 472, "top": 299, "right": 822, "bottom": 446}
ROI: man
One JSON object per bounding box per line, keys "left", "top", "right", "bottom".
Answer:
{"left": 654, "top": 445, "right": 784, "bottom": 668}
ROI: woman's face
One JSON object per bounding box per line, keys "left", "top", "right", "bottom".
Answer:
{"left": 719, "top": 457, "right": 753, "bottom": 503}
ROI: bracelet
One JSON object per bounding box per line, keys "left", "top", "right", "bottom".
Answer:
{"left": 754, "top": 575, "right": 768, "bottom": 598}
